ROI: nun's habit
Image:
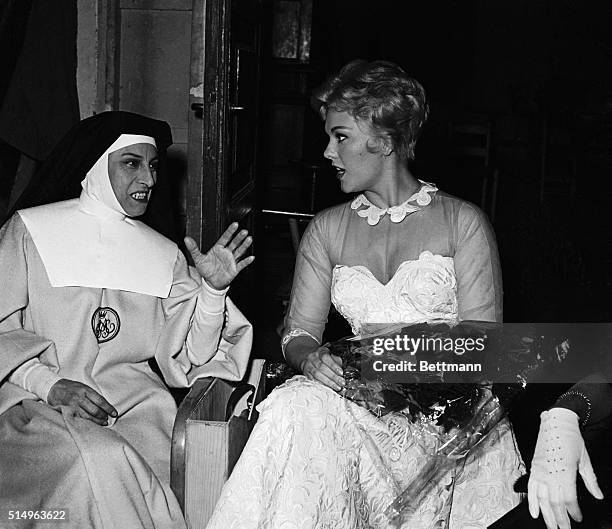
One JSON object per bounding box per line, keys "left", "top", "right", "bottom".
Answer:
{"left": 0, "top": 112, "right": 252, "bottom": 528}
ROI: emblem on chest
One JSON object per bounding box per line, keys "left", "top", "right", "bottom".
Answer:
{"left": 91, "top": 307, "right": 120, "bottom": 343}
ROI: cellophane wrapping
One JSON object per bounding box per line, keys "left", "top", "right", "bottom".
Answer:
{"left": 325, "top": 321, "right": 567, "bottom": 525}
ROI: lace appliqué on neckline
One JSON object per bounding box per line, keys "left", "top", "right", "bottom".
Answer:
{"left": 350, "top": 180, "right": 438, "bottom": 226}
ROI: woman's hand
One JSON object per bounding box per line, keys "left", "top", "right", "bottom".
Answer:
{"left": 528, "top": 408, "right": 604, "bottom": 529}
{"left": 185, "top": 223, "right": 254, "bottom": 291}
{"left": 300, "top": 346, "right": 345, "bottom": 391}
{"left": 47, "top": 379, "right": 118, "bottom": 426}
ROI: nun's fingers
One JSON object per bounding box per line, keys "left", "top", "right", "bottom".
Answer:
{"left": 78, "top": 400, "right": 109, "bottom": 425}
{"left": 227, "top": 230, "right": 249, "bottom": 253}
{"left": 236, "top": 255, "right": 255, "bottom": 273}
{"left": 233, "top": 236, "right": 253, "bottom": 259}
{"left": 184, "top": 236, "right": 203, "bottom": 260}
{"left": 85, "top": 390, "right": 117, "bottom": 419}
{"left": 216, "top": 222, "right": 239, "bottom": 247}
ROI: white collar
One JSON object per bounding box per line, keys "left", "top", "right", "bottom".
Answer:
{"left": 17, "top": 134, "right": 178, "bottom": 298}
{"left": 19, "top": 199, "right": 177, "bottom": 297}
{"left": 350, "top": 180, "right": 438, "bottom": 226}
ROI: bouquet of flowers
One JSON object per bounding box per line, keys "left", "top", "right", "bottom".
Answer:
{"left": 326, "top": 321, "right": 568, "bottom": 525}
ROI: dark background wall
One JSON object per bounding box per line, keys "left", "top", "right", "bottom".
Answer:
{"left": 258, "top": 0, "right": 612, "bottom": 335}
{"left": 309, "top": 0, "right": 611, "bottom": 117}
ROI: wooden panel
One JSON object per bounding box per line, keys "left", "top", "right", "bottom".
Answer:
{"left": 167, "top": 143, "right": 189, "bottom": 221}
{"left": 104, "top": 0, "right": 120, "bottom": 110}
{"left": 189, "top": 0, "right": 262, "bottom": 249}
{"left": 183, "top": 415, "right": 251, "bottom": 527}
{"left": 273, "top": 1, "right": 300, "bottom": 59}
{"left": 118, "top": 6, "right": 191, "bottom": 229}
{"left": 185, "top": 0, "right": 205, "bottom": 246}
{"left": 199, "top": 0, "right": 231, "bottom": 249}
{"left": 184, "top": 422, "right": 229, "bottom": 527}
{"left": 119, "top": 9, "right": 191, "bottom": 132}
{"left": 271, "top": 0, "right": 311, "bottom": 62}
{"left": 76, "top": 0, "right": 98, "bottom": 117}
{"left": 181, "top": 360, "right": 265, "bottom": 526}
{"left": 186, "top": 0, "right": 261, "bottom": 322}
{"left": 297, "top": 0, "right": 311, "bottom": 62}
{"left": 170, "top": 376, "right": 215, "bottom": 511}
{"left": 171, "top": 360, "right": 266, "bottom": 517}
{"left": 229, "top": 44, "right": 259, "bottom": 195}
{"left": 227, "top": 416, "right": 251, "bottom": 474}
{"left": 190, "top": 378, "right": 236, "bottom": 421}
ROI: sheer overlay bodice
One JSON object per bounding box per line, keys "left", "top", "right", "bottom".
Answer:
{"left": 282, "top": 188, "right": 501, "bottom": 348}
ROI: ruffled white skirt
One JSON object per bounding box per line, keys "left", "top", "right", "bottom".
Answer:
{"left": 207, "top": 377, "right": 524, "bottom": 529}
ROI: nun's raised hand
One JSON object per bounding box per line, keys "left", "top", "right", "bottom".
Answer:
{"left": 185, "top": 222, "right": 254, "bottom": 290}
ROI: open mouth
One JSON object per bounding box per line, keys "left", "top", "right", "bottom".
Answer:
{"left": 130, "top": 191, "right": 149, "bottom": 202}
{"left": 333, "top": 166, "right": 346, "bottom": 179}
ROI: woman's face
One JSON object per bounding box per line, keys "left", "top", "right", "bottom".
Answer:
{"left": 108, "top": 143, "right": 159, "bottom": 217}
{"left": 323, "top": 110, "right": 385, "bottom": 194}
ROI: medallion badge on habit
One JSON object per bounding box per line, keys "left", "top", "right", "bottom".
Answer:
{"left": 91, "top": 307, "right": 120, "bottom": 343}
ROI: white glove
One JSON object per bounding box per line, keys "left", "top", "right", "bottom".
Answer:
{"left": 528, "top": 408, "right": 604, "bottom": 529}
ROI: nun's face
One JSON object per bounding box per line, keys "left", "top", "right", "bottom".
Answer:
{"left": 108, "top": 143, "right": 159, "bottom": 217}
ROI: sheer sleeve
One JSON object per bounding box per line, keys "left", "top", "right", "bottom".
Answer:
{"left": 282, "top": 214, "right": 333, "bottom": 351}
{"left": 554, "top": 374, "right": 612, "bottom": 426}
{"left": 454, "top": 203, "right": 503, "bottom": 322}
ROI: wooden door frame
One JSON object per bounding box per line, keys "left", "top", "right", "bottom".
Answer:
{"left": 187, "top": 0, "right": 232, "bottom": 249}
{"left": 91, "top": 0, "right": 120, "bottom": 113}
{"left": 99, "top": 0, "right": 248, "bottom": 251}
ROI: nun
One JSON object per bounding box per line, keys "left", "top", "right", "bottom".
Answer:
{"left": 0, "top": 111, "right": 253, "bottom": 528}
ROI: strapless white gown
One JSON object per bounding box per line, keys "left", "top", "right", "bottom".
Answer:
{"left": 206, "top": 253, "right": 524, "bottom": 529}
